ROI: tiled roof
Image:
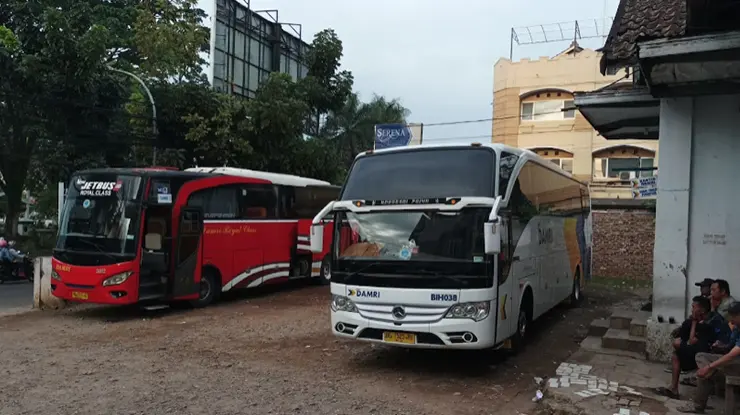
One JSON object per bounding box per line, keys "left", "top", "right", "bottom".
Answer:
{"left": 600, "top": 0, "right": 688, "bottom": 71}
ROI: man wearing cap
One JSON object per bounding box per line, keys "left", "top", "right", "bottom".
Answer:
{"left": 696, "top": 278, "right": 714, "bottom": 298}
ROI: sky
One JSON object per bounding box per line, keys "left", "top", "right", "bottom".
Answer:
{"left": 197, "top": 0, "right": 621, "bottom": 145}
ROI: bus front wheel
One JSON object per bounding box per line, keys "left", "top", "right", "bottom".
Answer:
{"left": 511, "top": 300, "right": 531, "bottom": 353}
{"left": 317, "top": 257, "right": 331, "bottom": 286}
{"left": 190, "top": 271, "right": 219, "bottom": 308}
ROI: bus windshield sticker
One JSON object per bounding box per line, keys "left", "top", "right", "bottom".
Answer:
{"left": 75, "top": 179, "right": 122, "bottom": 197}
{"left": 473, "top": 255, "right": 483, "bottom": 263}
{"left": 157, "top": 193, "right": 172, "bottom": 204}
{"left": 82, "top": 199, "right": 92, "bottom": 209}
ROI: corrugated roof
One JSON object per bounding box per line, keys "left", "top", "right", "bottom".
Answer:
{"left": 600, "top": 0, "right": 688, "bottom": 72}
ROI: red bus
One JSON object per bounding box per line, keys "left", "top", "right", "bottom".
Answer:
{"left": 51, "top": 167, "right": 338, "bottom": 307}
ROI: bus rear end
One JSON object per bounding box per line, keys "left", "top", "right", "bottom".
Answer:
{"left": 51, "top": 172, "right": 146, "bottom": 305}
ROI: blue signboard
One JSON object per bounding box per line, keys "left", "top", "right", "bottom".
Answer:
{"left": 374, "top": 124, "right": 414, "bottom": 149}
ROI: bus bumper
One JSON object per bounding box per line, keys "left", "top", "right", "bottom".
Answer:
{"left": 330, "top": 310, "right": 498, "bottom": 350}
{"left": 51, "top": 276, "right": 140, "bottom": 305}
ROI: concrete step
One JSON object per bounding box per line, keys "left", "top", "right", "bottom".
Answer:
{"left": 588, "top": 318, "right": 610, "bottom": 337}
{"left": 629, "top": 315, "right": 649, "bottom": 338}
{"left": 602, "top": 328, "right": 647, "bottom": 355}
{"left": 609, "top": 309, "right": 651, "bottom": 330}
{"left": 579, "top": 336, "right": 646, "bottom": 360}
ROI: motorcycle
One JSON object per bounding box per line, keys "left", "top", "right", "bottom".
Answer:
{"left": 0, "top": 251, "right": 34, "bottom": 284}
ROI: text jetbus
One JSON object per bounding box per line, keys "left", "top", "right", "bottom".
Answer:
{"left": 52, "top": 167, "right": 338, "bottom": 307}
{"left": 309, "top": 143, "right": 592, "bottom": 350}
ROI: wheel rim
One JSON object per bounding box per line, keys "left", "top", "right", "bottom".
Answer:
{"left": 322, "top": 262, "right": 331, "bottom": 281}
{"left": 199, "top": 277, "right": 211, "bottom": 300}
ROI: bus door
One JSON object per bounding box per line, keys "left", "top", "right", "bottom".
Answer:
{"left": 172, "top": 207, "right": 203, "bottom": 298}
{"left": 495, "top": 215, "right": 518, "bottom": 343}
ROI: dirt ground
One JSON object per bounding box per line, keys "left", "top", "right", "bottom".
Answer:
{"left": 0, "top": 281, "right": 646, "bottom": 415}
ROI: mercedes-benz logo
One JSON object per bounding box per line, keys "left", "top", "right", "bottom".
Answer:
{"left": 391, "top": 306, "right": 406, "bottom": 319}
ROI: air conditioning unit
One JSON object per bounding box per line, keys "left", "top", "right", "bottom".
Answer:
{"left": 618, "top": 171, "right": 635, "bottom": 180}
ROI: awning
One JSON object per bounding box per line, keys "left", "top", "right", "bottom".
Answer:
{"left": 638, "top": 31, "right": 740, "bottom": 97}
{"left": 573, "top": 87, "right": 660, "bottom": 140}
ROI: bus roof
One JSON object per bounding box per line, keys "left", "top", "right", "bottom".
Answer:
{"left": 185, "top": 167, "right": 333, "bottom": 188}
{"left": 354, "top": 143, "right": 582, "bottom": 183}
{"left": 73, "top": 168, "right": 211, "bottom": 179}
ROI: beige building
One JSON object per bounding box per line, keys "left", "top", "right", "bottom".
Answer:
{"left": 492, "top": 43, "right": 659, "bottom": 198}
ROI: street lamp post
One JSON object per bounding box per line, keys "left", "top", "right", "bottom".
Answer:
{"left": 106, "top": 65, "right": 158, "bottom": 165}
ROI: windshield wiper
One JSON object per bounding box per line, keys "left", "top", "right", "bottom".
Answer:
{"left": 343, "top": 262, "right": 383, "bottom": 283}
{"left": 412, "top": 269, "right": 470, "bottom": 287}
{"left": 74, "top": 239, "right": 118, "bottom": 260}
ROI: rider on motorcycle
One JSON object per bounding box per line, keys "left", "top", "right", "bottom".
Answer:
{"left": 0, "top": 238, "right": 24, "bottom": 263}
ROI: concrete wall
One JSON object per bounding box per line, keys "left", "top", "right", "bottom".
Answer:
{"left": 652, "top": 94, "right": 740, "bottom": 324}
{"left": 492, "top": 49, "right": 659, "bottom": 187}
{"left": 592, "top": 209, "right": 655, "bottom": 280}
{"left": 33, "top": 256, "right": 67, "bottom": 310}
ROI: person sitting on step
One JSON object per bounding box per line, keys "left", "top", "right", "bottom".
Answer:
{"left": 655, "top": 296, "right": 727, "bottom": 400}
{"left": 677, "top": 301, "right": 740, "bottom": 413}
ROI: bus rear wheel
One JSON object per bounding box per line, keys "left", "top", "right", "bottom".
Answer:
{"left": 190, "top": 271, "right": 219, "bottom": 308}
{"left": 569, "top": 272, "right": 583, "bottom": 308}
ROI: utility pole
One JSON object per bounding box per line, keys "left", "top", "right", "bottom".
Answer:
{"left": 107, "top": 65, "right": 158, "bottom": 165}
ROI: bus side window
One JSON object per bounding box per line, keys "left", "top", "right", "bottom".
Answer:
{"left": 207, "top": 187, "right": 239, "bottom": 220}
{"left": 278, "top": 186, "right": 297, "bottom": 219}
{"left": 237, "top": 185, "right": 277, "bottom": 219}
{"left": 498, "top": 151, "right": 519, "bottom": 197}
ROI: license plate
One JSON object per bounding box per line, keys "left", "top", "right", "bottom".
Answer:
{"left": 382, "top": 331, "right": 416, "bottom": 345}
{"left": 71, "top": 291, "right": 89, "bottom": 300}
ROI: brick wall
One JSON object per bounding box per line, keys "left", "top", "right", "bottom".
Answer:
{"left": 592, "top": 209, "right": 655, "bottom": 280}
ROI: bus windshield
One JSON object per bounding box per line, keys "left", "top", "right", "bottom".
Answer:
{"left": 335, "top": 209, "right": 489, "bottom": 263}
{"left": 341, "top": 148, "right": 495, "bottom": 200}
{"left": 56, "top": 174, "right": 144, "bottom": 256}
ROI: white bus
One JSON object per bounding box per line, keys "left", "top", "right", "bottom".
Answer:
{"left": 308, "top": 143, "right": 592, "bottom": 351}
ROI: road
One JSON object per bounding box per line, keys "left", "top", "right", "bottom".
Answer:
{"left": 0, "top": 281, "right": 33, "bottom": 314}
{"left": 0, "top": 281, "right": 638, "bottom": 415}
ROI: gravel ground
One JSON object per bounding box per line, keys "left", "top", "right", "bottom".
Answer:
{"left": 0, "top": 281, "right": 641, "bottom": 415}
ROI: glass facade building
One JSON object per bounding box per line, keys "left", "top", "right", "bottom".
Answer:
{"left": 210, "top": 0, "right": 308, "bottom": 98}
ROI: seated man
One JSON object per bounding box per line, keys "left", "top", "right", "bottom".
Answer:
{"left": 656, "top": 296, "right": 723, "bottom": 399}
{"left": 678, "top": 301, "right": 740, "bottom": 413}
{"left": 711, "top": 279, "right": 735, "bottom": 320}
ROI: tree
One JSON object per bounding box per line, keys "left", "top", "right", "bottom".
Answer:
{"left": 0, "top": 0, "right": 211, "bottom": 235}
{"left": 323, "top": 93, "right": 410, "bottom": 167}
{"left": 299, "top": 29, "right": 354, "bottom": 136}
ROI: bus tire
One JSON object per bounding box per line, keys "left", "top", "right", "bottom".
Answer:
{"left": 511, "top": 294, "right": 532, "bottom": 353}
{"left": 569, "top": 271, "right": 582, "bottom": 308}
{"left": 317, "top": 257, "right": 331, "bottom": 286}
{"left": 190, "top": 270, "right": 219, "bottom": 308}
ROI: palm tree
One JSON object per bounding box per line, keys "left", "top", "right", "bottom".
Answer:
{"left": 323, "top": 93, "right": 410, "bottom": 167}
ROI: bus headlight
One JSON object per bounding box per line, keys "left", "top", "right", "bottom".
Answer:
{"left": 331, "top": 295, "right": 358, "bottom": 313}
{"left": 445, "top": 301, "right": 490, "bottom": 322}
{"left": 102, "top": 271, "right": 133, "bottom": 287}
{"left": 51, "top": 270, "right": 62, "bottom": 281}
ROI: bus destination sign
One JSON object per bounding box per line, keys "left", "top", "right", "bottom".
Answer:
{"left": 366, "top": 198, "right": 447, "bottom": 206}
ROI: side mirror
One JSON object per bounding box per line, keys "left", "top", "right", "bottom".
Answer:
{"left": 483, "top": 220, "right": 501, "bottom": 255}
{"left": 144, "top": 233, "right": 162, "bottom": 251}
{"left": 310, "top": 224, "right": 324, "bottom": 253}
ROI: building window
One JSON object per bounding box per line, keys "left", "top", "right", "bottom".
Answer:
{"left": 549, "top": 158, "right": 573, "bottom": 173}
{"left": 521, "top": 100, "right": 575, "bottom": 121}
{"left": 602, "top": 157, "right": 654, "bottom": 179}
{"left": 563, "top": 100, "right": 575, "bottom": 119}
